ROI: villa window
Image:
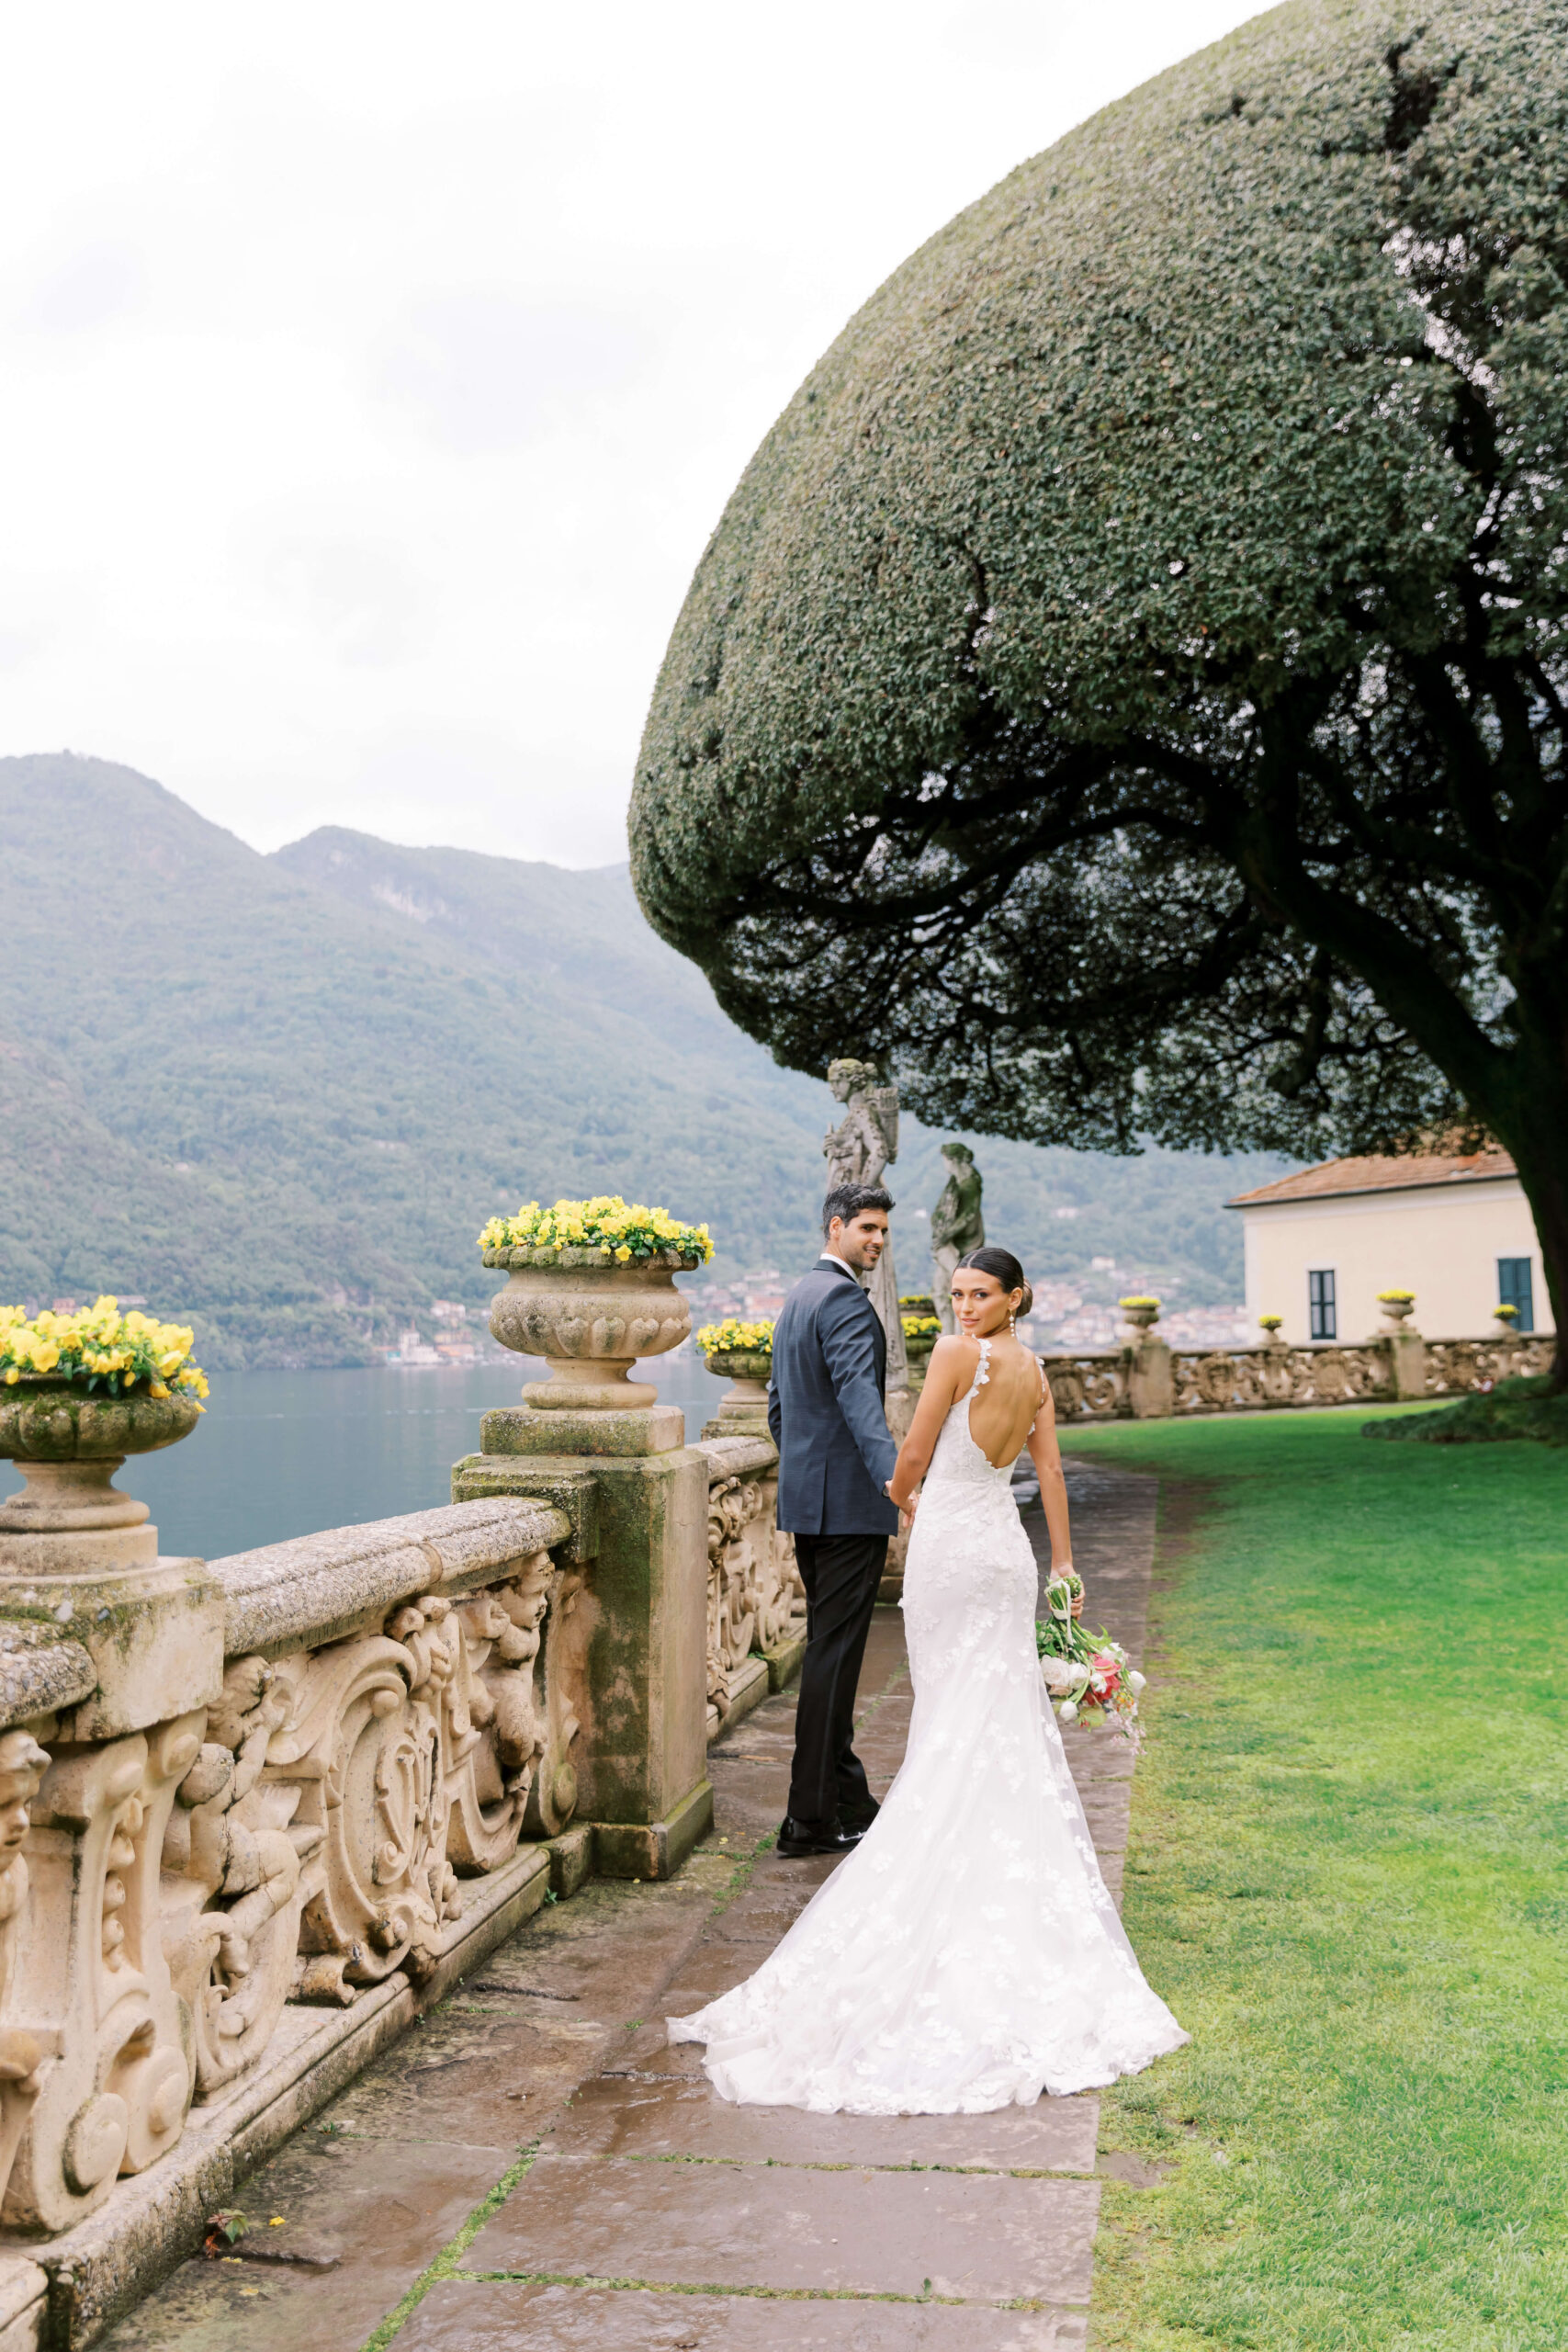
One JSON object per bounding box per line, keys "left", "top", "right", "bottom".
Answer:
{"left": 1498, "top": 1257, "right": 1535, "bottom": 1332}
{"left": 1308, "top": 1269, "right": 1337, "bottom": 1341}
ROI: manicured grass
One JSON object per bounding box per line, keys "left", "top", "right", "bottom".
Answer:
{"left": 1063, "top": 1408, "right": 1568, "bottom": 2351}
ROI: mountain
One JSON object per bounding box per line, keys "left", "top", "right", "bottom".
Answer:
{"left": 0, "top": 754, "right": 1285, "bottom": 1363}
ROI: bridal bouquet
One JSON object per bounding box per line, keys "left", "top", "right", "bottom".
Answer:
{"left": 1036, "top": 1571, "right": 1145, "bottom": 1742}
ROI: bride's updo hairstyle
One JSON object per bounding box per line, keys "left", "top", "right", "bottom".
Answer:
{"left": 955, "top": 1246, "right": 1032, "bottom": 1319}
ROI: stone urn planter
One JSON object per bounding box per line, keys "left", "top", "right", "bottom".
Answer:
{"left": 1378, "top": 1294, "right": 1416, "bottom": 1330}
{"left": 899, "top": 1320, "right": 941, "bottom": 1393}
{"left": 483, "top": 1246, "right": 699, "bottom": 1411}
{"left": 702, "top": 1349, "right": 773, "bottom": 1424}
{"left": 0, "top": 1382, "right": 203, "bottom": 1574}
{"left": 1118, "top": 1298, "right": 1161, "bottom": 1338}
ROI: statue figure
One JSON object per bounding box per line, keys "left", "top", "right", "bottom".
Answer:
{"left": 823, "top": 1058, "right": 908, "bottom": 1391}
{"left": 931, "top": 1142, "right": 985, "bottom": 1332}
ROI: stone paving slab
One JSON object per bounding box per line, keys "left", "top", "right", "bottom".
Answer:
{"left": 544, "top": 2074, "right": 1100, "bottom": 2174}
{"left": 396, "top": 2278, "right": 1089, "bottom": 2349}
{"left": 703, "top": 1887, "right": 819, "bottom": 1943}
{"left": 304, "top": 2005, "right": 596, "bottom": 2145}
{"left": 467, "top": 2151, "right": 1100, "bottom": 2304}
{"left": 98, "top": 2135, "right": 511, "bottom": 2352}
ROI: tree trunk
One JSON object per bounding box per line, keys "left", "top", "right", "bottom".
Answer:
{"left": 1488, "top": 1102, "right": 1568, "bottom": 1392}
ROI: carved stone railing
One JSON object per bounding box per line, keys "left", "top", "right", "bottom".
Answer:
{"left": 697, "top": 1434, "right": 806, "bottom": 1742}
{"left": 1424, "top": 1335, "right": 1553, "bottom": 1394}
{"left": 1041, "top": 1353, "right": 1133, "bottom": 1422}
{"left": 1045, "top": 1331, "right": 1554, "bottom": 1420}
{"left": 0, "top": 1496, "right": 571, "bottom": 2267}
{"left": 1170, "top": 1342, "right": 1392, "bottom": 1414}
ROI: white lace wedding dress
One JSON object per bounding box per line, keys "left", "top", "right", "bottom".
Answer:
{"left": 667, "top": 1340, "right": 1189, "bottom": 2112}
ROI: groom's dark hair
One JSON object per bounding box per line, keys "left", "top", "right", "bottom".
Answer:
{"left": 822, "top": 1182, "right": 894, "bottom": 1236}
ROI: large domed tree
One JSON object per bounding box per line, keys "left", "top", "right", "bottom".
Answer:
{"left": 630, "top": 0, "right": 1568, "bottom": 1382}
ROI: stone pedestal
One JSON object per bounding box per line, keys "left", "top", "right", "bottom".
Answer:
{"left": 1127, "top": 1337, "right": 1175, "bottom": 1419}
{"left": 453, "top": 1404, "right": 713, "bottom": 1881}
{"left": 1384, "top": 1328, "right": 1427, "bottom": 1400}
{"left": 700, "top": 1411, "right": 770, "bottom": 1442}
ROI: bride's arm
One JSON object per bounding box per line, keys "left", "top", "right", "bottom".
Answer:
{"left": 887, "top": 1337, "right": 975, "bottom": 1512}
{"left": 1026, "top": 1375, "right": 1078, "bottom": 1602}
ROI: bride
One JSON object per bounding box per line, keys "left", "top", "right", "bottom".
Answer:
{"left": 668, "top": 1244, "right": 1188, "bottom": 2113}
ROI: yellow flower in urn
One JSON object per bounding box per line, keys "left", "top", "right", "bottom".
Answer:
{"left": 0, "top": 1300, "right": 209, "bottom": 1405}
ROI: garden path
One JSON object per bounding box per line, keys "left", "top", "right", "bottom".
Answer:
{"left": 100, "top": 1459, "right": 1158, "bottom": 2352}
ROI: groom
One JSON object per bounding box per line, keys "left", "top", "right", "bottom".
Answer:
{"left": 768, "top": 1182, "right": 900, "bottom": 1859}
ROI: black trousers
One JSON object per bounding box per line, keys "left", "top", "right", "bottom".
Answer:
{"left": 785, "top": 1532, "right": 888, "bottom": 1829}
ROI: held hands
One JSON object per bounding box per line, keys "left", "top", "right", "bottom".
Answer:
{"left": 886, "top": 1477, "right": 917, "bottom": 1528}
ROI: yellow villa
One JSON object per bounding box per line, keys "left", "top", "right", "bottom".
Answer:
{"left": 1227, "top": 1146, "right": 1553, "bottom": 1347}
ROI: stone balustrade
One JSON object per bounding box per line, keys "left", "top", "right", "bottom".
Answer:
{"left": 1044, "top": 1329, "right": 1554, "bottom": 1421}
{"left": 697, "top": 1434, "right": 806, "bottom": 1742}
{"left": 0, "top": 1494, "right": 591, "bottom": 2345}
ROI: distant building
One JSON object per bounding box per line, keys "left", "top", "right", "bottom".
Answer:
{"left": 1227, "top": 1147, "right": 1551, "bottom": 1344}
{"left": 386, "top": 1329, "right": 442, "bottom": 1365}
{"left": 431, "top": 1300, "right": 468, "bottom": 1324}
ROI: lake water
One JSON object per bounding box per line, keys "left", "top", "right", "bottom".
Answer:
{"left": 0, "top": 1353, "right": 724, "bottom": 1564}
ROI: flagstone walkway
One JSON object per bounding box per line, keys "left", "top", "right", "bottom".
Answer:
{"left": 102, "top": 1460, "right": 1158, "bottom": 2352}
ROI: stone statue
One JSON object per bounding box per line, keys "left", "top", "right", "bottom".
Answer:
{"left": 823, "top": 1057, "right": 908, "bottom": 1391}
{"left": 931, "top": 1142, "right": 985, "bottom": 1332}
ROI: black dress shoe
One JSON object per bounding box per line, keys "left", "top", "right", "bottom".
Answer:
{"left": 839, "top": 1802, "right": 880, "bottom": 1834}
{"left": 775, "top": 1815, "right": 862, "bottom": 1858}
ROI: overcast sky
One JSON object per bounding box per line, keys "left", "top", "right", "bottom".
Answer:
{"left": 2, "top": 1, "right": 1263, "bottom": 865}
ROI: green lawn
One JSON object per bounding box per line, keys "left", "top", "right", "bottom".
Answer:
{"left": 1063, "top": 1408, "right": 1568, "bottom": 2352}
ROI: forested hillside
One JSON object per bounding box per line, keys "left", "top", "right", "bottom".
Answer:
{"left": 0, "top": 755, "right": 1282, "bottom": 1363}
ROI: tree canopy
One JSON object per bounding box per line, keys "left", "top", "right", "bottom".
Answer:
{"left": 630, "top": 0, "right": 1568, "bottom": 1363}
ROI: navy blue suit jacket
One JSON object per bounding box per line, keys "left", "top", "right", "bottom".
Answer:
{"left": 768, "top": 1258, "right": 899, "bottom": 1536}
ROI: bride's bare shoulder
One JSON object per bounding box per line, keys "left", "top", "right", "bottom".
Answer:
{"left": 924, "top": 1333, "right": 979, "bottom": 1389}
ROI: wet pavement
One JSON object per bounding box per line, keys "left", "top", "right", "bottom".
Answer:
{"left": 100, "top": 1459, "right": 1156, "bottom": 2352}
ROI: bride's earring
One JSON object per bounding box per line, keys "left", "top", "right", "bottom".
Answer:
{"left": 1009, "top": 1311, "right": 1017, "bottom": 1338}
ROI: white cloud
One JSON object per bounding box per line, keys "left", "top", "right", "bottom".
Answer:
{"left": 0, "top": 0, "right": 1265, "bottom": 862}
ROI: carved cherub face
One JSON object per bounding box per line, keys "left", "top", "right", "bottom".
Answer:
{"left": 0, "top": 1734, "right": 48, "bottom": 1861}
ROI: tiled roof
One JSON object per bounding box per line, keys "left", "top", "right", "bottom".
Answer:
{"left": 1227, "top": 1147, "right": 1517, "bottom": 1209}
